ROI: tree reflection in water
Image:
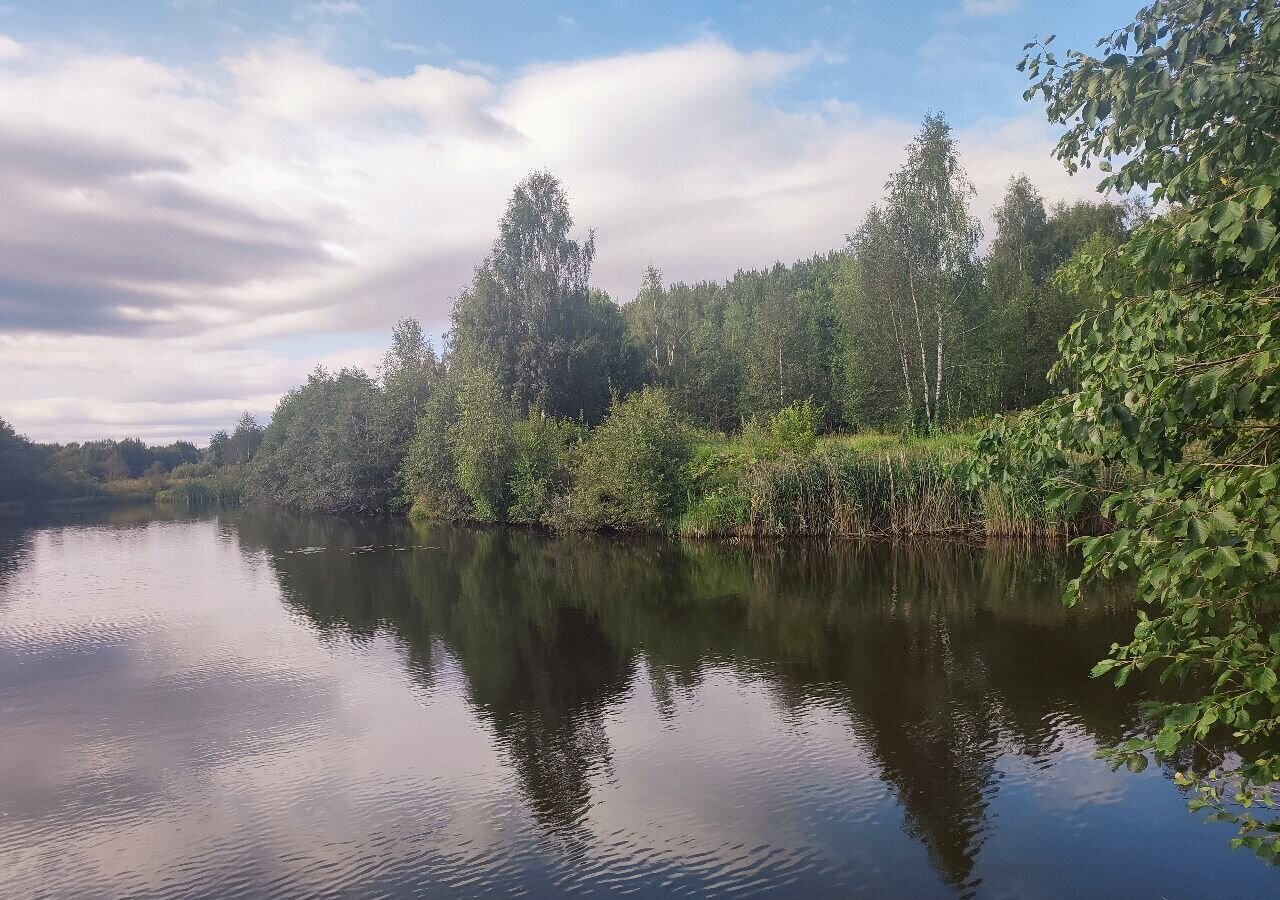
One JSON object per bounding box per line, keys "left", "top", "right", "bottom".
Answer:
{"left": 228, "top": 509, "right": 1148, "bottom": 890}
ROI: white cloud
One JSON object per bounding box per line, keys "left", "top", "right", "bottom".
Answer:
{"left": 0, "top": 35, "right": 1096, "bottom": 442}
{"left": 962, "top": 0, "right": 1021, "bottom": 15}
{"left": 0, "top": 34, "right": 22, "bottom": 60}
{"left": 556, "top": 14, "right": 578, "bottom": 29}
{"left": 383, "top": 38, "right": 450, "bottom": 56}
{"left": 305, "top": 0, "right": 364, "bottom": 16}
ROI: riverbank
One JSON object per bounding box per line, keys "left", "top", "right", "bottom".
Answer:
{"left": 677, "top": 432, "right": 1108, "bottom": 539}
{"left": 401, "top": 426, "right": 1113, "bottom": 540}
{"left": 6, "top": 429, "right": 1109, "bottom": 539}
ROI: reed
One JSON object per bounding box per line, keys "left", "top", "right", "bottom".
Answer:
{"left": 154, "top": 474, "right": 243, "bottom": 508}
{"left": 679, "top": 436, "right": 1101, "bottom": 539}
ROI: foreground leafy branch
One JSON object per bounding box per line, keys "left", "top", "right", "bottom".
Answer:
{"left": 979, "top": 0, "right": 1280, "bottom": 858}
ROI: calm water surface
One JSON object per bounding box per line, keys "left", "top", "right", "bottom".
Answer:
{"left": 0, "top": 508, "right": 1273, "bottom": 898}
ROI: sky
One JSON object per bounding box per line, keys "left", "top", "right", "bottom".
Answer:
{"left": 0, "top": 0, "right": 1132, "bottom": 444}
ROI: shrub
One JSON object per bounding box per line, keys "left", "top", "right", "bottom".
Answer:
{"left": 244, "top": 367, "right": 397, "bottom": 514}
{"left": 509, "top": 413, "right": 582, "bottom": 524}
{"left": 450, "top": 367, "right": 517, "bottom": 521}
{"left": 569, "top": 387, "right": 692, "bottom": 531}
{"left": 769, "top": 399, "right": 822, "bottom": 456}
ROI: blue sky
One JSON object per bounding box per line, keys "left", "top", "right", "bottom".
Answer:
{"left": 7, "top": 0, "right": 1123, "bottom": 124}
{"left": 0, "top": 0, "right": 1135, "bottom": 442}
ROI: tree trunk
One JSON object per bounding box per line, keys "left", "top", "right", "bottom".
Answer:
{"left": 934, "top": 305, "right": 944, "bottom": 427}
{"left": 906, "top": 267, "right": 933, "bottom": 427}
{"left": 887, "top": 294, "right": 914, "bottom": 407}
{"left": 778, "top": 342, "right": 784, "bottom": 407}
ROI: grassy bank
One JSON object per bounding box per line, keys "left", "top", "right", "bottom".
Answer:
{"left": 678, "top": 431, "right": 1109, "bottom": 539}
{"left": 153, "top": 471, "right": 243, "bottom": 508}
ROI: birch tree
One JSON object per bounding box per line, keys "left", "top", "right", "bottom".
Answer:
{"left": 880, "top": 114, "right": 982, "bottom": 430}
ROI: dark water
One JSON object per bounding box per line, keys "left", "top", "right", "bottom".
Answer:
{"left": 0, "top": 508, "right": 1271, "bottom": 898}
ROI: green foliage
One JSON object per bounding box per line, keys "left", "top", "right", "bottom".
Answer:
{"left": 401, "top": 370, "right": 469, "bottom": 520}
{"left": 1022, "top": 0, "right": 1280, "bottom": 283}
{"left": 450, "top": 171, "right": 642, "bottom": 423}
{"left": 568, "top": 388, "right": 692, "bottom": 531}
{"left": 450, "top": 367, "right": 518, "bottom": 522}
{"left": 209, "top": 413, "right": 264, "bottom": 467}
{"left": 976, "top": 0, "right": 1280, "bottom": 853}
{"left": 0, "top": 418, "right": 218, "bottom": 506}
{"left": 0, "top": 418, "right": 72, "bottom": 504}
{"left": 984, "top": 177, "right": 1137, "bottom": 410}
{"left": 154, "top": 472, "right": 242, "bottom": 508}
{"left": 246, "top": 366, "right": 396, "bottom": 514}
{"left": 242, "top": 319, "right": 439, "bottom": 516}
{"left": 769, "top": 400, "right": 822, "bottom": 456}
{"left": 509, "top": 412, "right": 583, "bottom": 524}
{"left": 681, "top": 431, "right": 1086, "bottom": 539}
{"left": 400, "top": 366, "right": 582, "bottom": 525}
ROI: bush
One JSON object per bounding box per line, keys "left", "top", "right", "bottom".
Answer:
{"left": 769, "top": 400, "right": 821, "bottom": 456}
{"left": 244, "top": 367, "right": 400, "bottom": 514}
{"left": 450, "top": 367, "right": 517, "bottom": 521}
{"left": 509, "top": 413, "right": 582, "bottom": 524}
{"left": 568, "top": 387, "right": 692, "bottom": 531}
{"left": 401, "top": 372, "right": 469, "bottom": 519}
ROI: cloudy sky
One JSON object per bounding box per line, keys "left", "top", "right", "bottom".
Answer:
{"left": 0, "top": 0, "right": 1127, "bottom": 443}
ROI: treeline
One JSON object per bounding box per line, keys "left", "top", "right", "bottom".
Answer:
{"left": 629, "top": 115, "right": 1133, "bottom": 430}
{"left": 0, "top": 418, "right": 208, "bottom": 504}
{"left": 1, "top": 112, "right": 1130, "bottom": 525}
{"left": 197, "top": 112, "right": 1134, "bottom": 527}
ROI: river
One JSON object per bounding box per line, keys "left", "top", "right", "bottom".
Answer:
{"left": 0, "top": 508, "right": 1271, "bottom": 898}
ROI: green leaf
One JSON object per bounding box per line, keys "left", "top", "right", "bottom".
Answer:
{"left": 1190, "top": 518, "right": 1210, "bottom": 545}
{"left": 1154, "top": 728, "right": 1181, "bottom": 755}
{"left": 1210, "top": 508, "right": 1238, "bottom": 532}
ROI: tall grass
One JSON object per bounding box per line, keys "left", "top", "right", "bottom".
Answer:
{"left": 154, "top": 473, "right": 243, "bottom": 508}
{"left": 679, "top": 434, "right": 1103, "bottom": 539}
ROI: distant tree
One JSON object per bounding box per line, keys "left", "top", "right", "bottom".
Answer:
{"left": 450, "top": 171, "right": 637, "bottom": 423}
{"left": 207, "top": 430, "right": 231, "bottom": 467}
{"left": 623, "top": 273, "right": 742, "bottom": 429}
{"left": 227, "top": 413, "right": 264, "bottom": 466}
{"left": 0, "top": 418, "right": 59, "bottom": 502}
{"left": 985, "top": 177, "right": 1137, "bottom": 409}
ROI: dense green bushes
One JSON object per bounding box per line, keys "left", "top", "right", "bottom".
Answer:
{"left": 566, "top": 388, "right": 692, "bottom": 531}
{"left": 451, "top": 367, "right": 518, "bottom": 521}
{"left": 243, "top": 320, "right": 440, "bottom": 516}
{"left": 405, "top": 385, "right": 688, "bottom": 531}
{"left": 398, "top": 391, "right": 1095, "bottom": 537}
{"left": 509, "top": 413, "right": 582, "bottom": 524}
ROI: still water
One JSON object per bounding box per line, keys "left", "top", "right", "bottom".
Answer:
{"left": 0, "top": 508, "right": 1272, "bottom": 898}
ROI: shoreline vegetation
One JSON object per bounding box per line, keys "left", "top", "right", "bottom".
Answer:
{"left": 0, "top": 421, "right": 1115, "bottom": 541}
{"left": 2, "top": 114, "right": 1138, "bottom": 540}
